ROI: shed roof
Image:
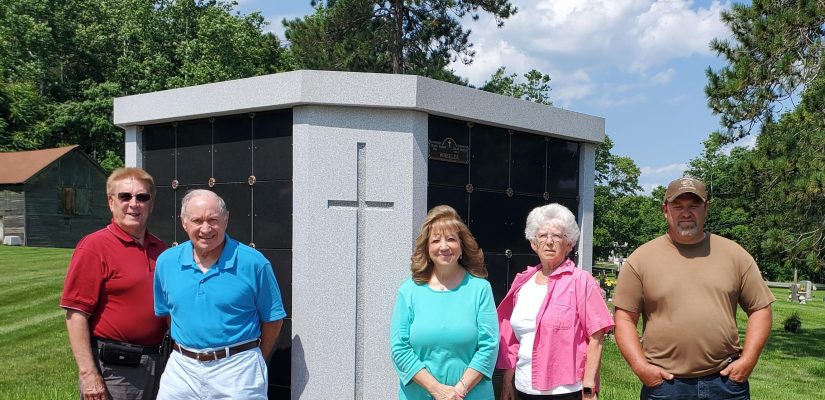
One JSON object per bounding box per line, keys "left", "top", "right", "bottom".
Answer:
{"left": 0, "top": 145, "right": 79, "bottom": 184}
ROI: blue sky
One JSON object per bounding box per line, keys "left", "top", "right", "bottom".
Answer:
{"left": 235, "top": 0, "right": 751, "bottom": 194}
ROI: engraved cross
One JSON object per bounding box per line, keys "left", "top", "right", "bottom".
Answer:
{"left": 326, "top": 142, "right": 393, "bottom": 399}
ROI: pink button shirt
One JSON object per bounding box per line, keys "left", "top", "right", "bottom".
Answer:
{"left": 496, "top": 259, "right": 614, "bottom": 391}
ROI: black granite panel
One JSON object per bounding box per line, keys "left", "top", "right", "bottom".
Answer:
{"left": 427, "top": 185, "right": 469, "bottom": 223}
{"left": 507, "top": 194, "right": 549, "bottom": 254}
{"left": 174, "top": 184, "right": 207, "bottom": 245}
{"left": 267, "top": 318, "right": 291, "bottom": 388}
{"left": 508, "top": 254, "right": 540, "bottom": 289}
{"left": 251, "top": 181, "right": 292, "bottom": 249}
{"left": 210, "top": 183, "right": 252, "bottom": 245}
{"left": 484, "top": 253, "right": 509, "bottom": 305}
{"left": 267, "top": 385, "right": 290, "bottom": 399}
{"left": 428, "top": 116, "right": 470, "bottom": 187}
{"left": 547, "top": 139, "right": 579, "bottom": 198}
{"left": 469, "top": 124, "right": 509, "bottom": 191}
{"left": 176, "top": 119, "right": 213, "bottom": 185}
{"left": 142, "top": 124, "right": 176, "bottom": 186}
{"left": 258, "top": 249, "right": 292, "bottom": 316}
{"left": 148, "top": 186, "right": 177, "bottom": 245}
{"left": 213, "top": 115, "right": 252, "bottom": 183}
{"left": 466, "top": 191, "right": 508, "bottom": 253}
{"left": 551, "top": 196, "right": 579, "bottom": 222}
{"left": 254, "top": 110, "right": 293, "bottom": 181}
{"left": 510, "top": 131, "right": 547, "bottom": 195}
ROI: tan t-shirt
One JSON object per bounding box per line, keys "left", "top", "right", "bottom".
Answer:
{"left": 613, "top": 233, "right": 775, "bottom": 377}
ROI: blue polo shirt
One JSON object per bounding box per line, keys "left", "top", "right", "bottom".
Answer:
{"left": 154, "top": 235, "right": 287, "bottom": 349}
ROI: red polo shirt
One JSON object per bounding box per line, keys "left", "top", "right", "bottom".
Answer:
{"left": 61, "top": 222, "right": 168, "bottom": 346}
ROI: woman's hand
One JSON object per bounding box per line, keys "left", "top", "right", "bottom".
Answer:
{"left": 429, "top": 384, "right": 460, "bottom": 400}
{"left": 583, "top": 391, "right": 598, "bottom": 400}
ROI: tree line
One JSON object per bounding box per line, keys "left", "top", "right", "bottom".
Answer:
{"left": 1, "top": 0, "right": 822, "bottom": 281}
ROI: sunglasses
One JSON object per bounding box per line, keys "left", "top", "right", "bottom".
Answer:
{"left": 115, "top": 192, "right": 152, "bottom": 202}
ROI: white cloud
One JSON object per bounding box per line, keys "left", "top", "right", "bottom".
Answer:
{"left": 650, "top": 68, "right": 676, "bottom": 85}
{"left": 640, "top": 182, "right": 666, "bottom": 194}
{"left": 452, "top": 40, "right": 533, "bottom": 86}
{"left": 594, "top": 93, "right": 647, "bottom": 108}
{"left": 640, "top": 163, "right": 688, "bottom": 176}
{"left": 720, "top": 134, "right": 757, "bottom": 154}
{"left": 451, "top": 0, "right": 731, "bottom": 95}
{"left": 264, "top": 15, "right": 292, "bottom": 39}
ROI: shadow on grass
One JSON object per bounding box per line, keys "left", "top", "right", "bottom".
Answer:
{"left": 763, "top": 327, "right": 825, "bottom": 360}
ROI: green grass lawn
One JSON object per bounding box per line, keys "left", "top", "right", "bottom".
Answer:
{"left": 0, "top": 245, "right": 77, "bottom": 399}
{"left": 600, "top": 286, "right": 825, "bottom": 400}
{"left": 0, "top": 246, "right": 823, "bottom": 399}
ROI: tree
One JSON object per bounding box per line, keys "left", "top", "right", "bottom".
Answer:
{"left": 284, "top": 0, "right": 516, "bottom": 81}
{"left": 704, "top": 0, "right": 825, "bottom": 281}
{"left": 705, "top": 0, "right": 825, "bottom": 141}
{"left": 591, "top": 135, "right": 662, "bottom": 260}
{"left": 480, "top": 66, "right": 552, "bottom": 105}
{"left": 0, "top": 0, "right": 293, "bottom": 170}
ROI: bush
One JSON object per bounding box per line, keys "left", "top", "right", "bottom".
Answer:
{"left": 783, "top": 311, "right": 803, "bottom": 334}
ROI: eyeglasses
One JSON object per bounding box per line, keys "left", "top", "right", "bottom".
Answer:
{"left": 535, "top": 233, "right": 566, "bottom": 247}
{"left": 115, "top": 192, "right": 152, "bottom": 202}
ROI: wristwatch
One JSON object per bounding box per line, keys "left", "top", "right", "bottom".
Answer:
{"left": 583, "top": 387, "right": 594, "bottom": 395}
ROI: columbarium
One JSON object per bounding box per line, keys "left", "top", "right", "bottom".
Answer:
{"left": 113, "top": 70, "right": 604, "bottom": 399}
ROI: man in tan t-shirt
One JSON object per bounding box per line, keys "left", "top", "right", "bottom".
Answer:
{"left": 613, "top": 177, "right": 774, "bottom": 400}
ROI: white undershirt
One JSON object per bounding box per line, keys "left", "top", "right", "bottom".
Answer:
{"left": 510, "top": 274, "right": 583, "bottom": 395}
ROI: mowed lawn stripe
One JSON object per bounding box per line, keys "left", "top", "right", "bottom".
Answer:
{"left": 0, "top": 246, "right": 77, "bottom": 399}
{"left": 0, "top": 309, "right": 65, "bottom": 335}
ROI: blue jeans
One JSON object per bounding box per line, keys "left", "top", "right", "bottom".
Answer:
{"left": 640, "top": 373, "right": 749, "bottom": 400}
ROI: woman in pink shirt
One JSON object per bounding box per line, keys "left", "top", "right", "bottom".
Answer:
{"left": 497, "top": 204, "right": 614, "bottom": 400}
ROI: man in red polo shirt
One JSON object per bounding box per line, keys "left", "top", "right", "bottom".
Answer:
{"left": 61, "top": 168, "right": 168, "bottom": 400}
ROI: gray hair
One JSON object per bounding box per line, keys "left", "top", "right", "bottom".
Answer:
{"left": 180, "top": 189, "right": 228, "bottom": 219}
{"left": 524, "top": 203, "right": 580, "bottom": 247}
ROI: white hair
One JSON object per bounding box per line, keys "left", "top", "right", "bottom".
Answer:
{"left": 524, "top": 203, "right": 580, "bottom": 246}
{"left": 180, "top": 189, "right": 228, "bottom": 219}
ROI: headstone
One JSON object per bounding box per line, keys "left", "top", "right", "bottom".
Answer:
{"left": 114, "top": 70, "right": 604, "bottom": 399}
{"left": 800, "top": 280, "right": 813, "bottom": 300}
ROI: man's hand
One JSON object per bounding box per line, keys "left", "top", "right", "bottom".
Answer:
{"left": 720, "top": 305, "right": 772, "bottom": 383}
{"left": 636, "top": 363, "right": 674, "bottom": 387}
{"left": 719, "top": 357, "right": 755, "bottom": 383}
{"left": 500, "top": 381, "right": 516, "bottom": 400}
{"left": 79, "top": 371, "right": 107, "bottom": 400}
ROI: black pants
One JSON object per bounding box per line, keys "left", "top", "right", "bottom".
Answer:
{"left": 517, "top": 389, "right": 582, "bottom": 400}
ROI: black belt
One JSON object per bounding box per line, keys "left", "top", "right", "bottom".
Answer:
{"left": 172, "top": 340, "right": 260, "bottom": 362}
{"left": 93, "top": 337, "right": 161, "bottom": 355}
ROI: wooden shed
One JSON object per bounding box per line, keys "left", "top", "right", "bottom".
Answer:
{"left": 0, "top": 145, "right": 110, "bottom": 247}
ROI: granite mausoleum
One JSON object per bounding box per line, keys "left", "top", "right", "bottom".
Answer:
{"left": 114, "top": 70, "right": 604, "bottom": 399}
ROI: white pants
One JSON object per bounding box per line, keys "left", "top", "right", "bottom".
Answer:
{"left": 156, "top": 347, "right": 268, "bottom": 399}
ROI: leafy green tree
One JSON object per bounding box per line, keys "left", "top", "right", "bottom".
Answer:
{"left": 591, "top": 135, "right": 662, "bottom": 260}
{"left": 0, "top": 0, "right": 293, "bottom": 170}
{"left": 705, "top": 0, "right": 825, "bottom": 140}
{"left": 480, "top": 66, "right": 552, "bottom": 105}
{"left": 705, "top": 0, "right": 825, "bottom": 281}
{"left": 284, "top": 0, "right": 516, "bottom": 81}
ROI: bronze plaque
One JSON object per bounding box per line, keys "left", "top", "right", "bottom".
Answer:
{"left": 428, "top": 138, "right": 469, "bottom": 164}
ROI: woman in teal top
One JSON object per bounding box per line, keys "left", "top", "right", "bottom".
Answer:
{"left": 391, "top": 205, "right": 499, "bottom": 400}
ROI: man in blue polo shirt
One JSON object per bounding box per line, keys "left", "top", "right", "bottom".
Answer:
{"left": 153, "top": 189, "right": 286, "bottom": 399}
